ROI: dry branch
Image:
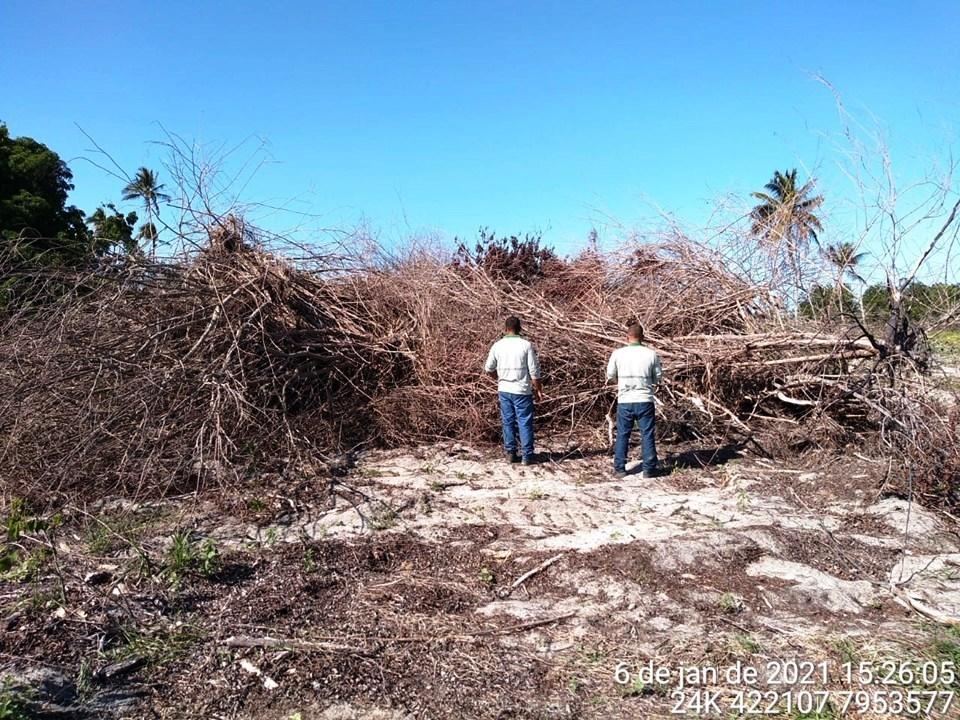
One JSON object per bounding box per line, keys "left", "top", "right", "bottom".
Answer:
{"left": 0, "top": 215, "right": 954, "bottom": 507}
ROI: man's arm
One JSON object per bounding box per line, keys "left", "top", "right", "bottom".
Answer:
{"left": 531, "top": 377, "right": 544, "bottom": 401}
{"left": 483, "top": 345, "right": 498, "bottom": 381}
{"left": 528, "top": 345, "right": 544, "bottom": 401}
{"left": 606, "top": 352, "right": 618, "bottom": 384}
{"left": 651, "top": 353, "right": 662, "bottom": 386}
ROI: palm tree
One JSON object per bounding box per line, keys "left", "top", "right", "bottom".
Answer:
{"left": 824, "top": 241, "right": 867, "bottom": 315}
{"left": 136, "top": 221, "right": 158, "bottom": 249}
{"left": 122, "top": 167, "right": 170, "bottom": 257}
{"left": 751, "top": 169, "right": 824, "bottom": 315}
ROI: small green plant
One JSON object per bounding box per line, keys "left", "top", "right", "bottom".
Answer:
{"left": 302, "top": 546, "right": 317, "bottom": 573}
{"left": 478, "top": 567, "right": 495, "bottom": 585}
{"left": 718, "top": 592, "right": 743, "bottom": 614}
{"left": 26, "top": 587, "right": 57, "bottom": 612}
{"left": 5, "top": 498, "right": 46, "bottom": 541}
{"left": 618, "top": 675, "right": 670, "bottom": 698}
{"left": 358, "top": 467, "right": 386, "bottom": 478}
{"left": 0, "top": 683, "right": 30, "bottom": 720}
{"left": 831, "top": 636, "right": 859, "bottom": 665}
{"left": 197, "top": 539, "right": 220, "bottom": 578}
{"left": 933, "top": 636, "right": 960, "bottom": 667}
{"left": 583, "top": 648, "right": 606, "bottom": 664}
{"left": 85, "top": 522, "right": 113, "bottom": 555}
{"left": 932, "top": 329, "right": 960, "bottom": 358}
{"left": 1, "top": 500, "right": 54, "bottom": 583}
{"left": 865, "top": 596, "right": 885, "bottom": 611}
{"left": 527, "top": 488, "right": 546, "bottom": 500}
{"left": 368, "top": 504, "right": 396, "bottom": 531}
{"left": 735, "top": 487, "right": 751, "bottom": 512}
{"left": 84, "top": 508, "right": 161, "bottom": 556}
{"left": 106, "top": 624, "right": 202, "bottom": 666}
{"left": 76, "top": 659, "right": 93, "bottom": 699}
{"left": 246, "top": 498, "right": 267, "bottom": 513}
{"left": 263, "top": 527, "right": 280, "bottom": 545}
{"left": 167, "top": 530, "right": 195, "bottom": 582}
{"left": 0, "top": 547, "right": 49, "bottom": 583}
{"left": 733, "top": 633, "right": 761, "bottom": 654}
{"left": 165, "top": 531, "right": 220, "bottom": 582}
{"left": 929, "top": 627, "right": 960, "bottom": 686}
{"left": 621, "top": 676, "right": 649, "bottom": 697}
{"left": 788, "top": 703, "right": 839, "bottom": 720}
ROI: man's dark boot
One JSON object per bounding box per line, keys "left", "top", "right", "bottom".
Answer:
{"left": 522, "top": 455, "right": 534, "bottom": 466}
{"left": 506, "top": 452, "right": 520, "bottom": 464}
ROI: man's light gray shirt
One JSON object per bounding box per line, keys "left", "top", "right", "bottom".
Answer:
{"left": 606, "top": 344, "right": 662, "bottom": 403}
{"left": 484, "top": 335, "right": 541, "bottom": 395}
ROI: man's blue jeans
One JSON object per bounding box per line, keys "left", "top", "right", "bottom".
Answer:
{"left": 498, "top": 391, "right": 535, "bottom": 460}
{"left": 614, "top": 402, "right": 657, "bottom": 474}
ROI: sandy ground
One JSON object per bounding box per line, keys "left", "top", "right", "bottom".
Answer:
{"left": 207, "top": 442, "right": 959, "bottom": 631}
{"left": 192, "top": 441, "right": 959, "bottom": 718}
{"left": 4, "top": 440, "right": 960, "bottom": 718}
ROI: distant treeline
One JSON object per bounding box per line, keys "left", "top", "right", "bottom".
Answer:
{"left": 801, "top": 282, "right": 960, "bottom": 324}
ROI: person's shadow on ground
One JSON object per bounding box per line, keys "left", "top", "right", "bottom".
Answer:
{"left": 664, "top": 442, "right": 743, "bottom": 470}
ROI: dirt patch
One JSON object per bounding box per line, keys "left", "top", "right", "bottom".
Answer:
{"left": 152, "top": 533, "right": 576, "bottom": 719}
{"left": 3, "top": 443, "right": 960, "bottom": 718}
{"left": 2, "top": 528, "right": 578, "bottom": 719}
{"left": 769, "top": 526, "right": 900, "bottom": 582}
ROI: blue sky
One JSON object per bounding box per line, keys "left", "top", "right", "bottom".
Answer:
{"left": 2, "top": 0, "right": 958, "bottom": 261}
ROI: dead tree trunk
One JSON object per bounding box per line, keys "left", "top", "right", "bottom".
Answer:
{"left": 884, "top": 288, "right": 929, "bottom": 372}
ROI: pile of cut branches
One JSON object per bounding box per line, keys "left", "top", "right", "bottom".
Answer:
{"left": 0, "top": 218, "right": 405, "bottom": 499}
{"left": 355, "top": 243, "right": 889, "bottom": 450}
{"left": 0, "top": 216, "right": 952, "bottom": 504}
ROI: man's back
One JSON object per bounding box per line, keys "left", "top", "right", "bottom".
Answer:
{"left": 485, "top": 336, "right": 540, "bottom": 395}
{"left": 606, "top": 344, "right": 661, "bottom": 403}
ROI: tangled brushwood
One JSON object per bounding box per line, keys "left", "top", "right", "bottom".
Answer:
{"left": 0, "top": 216, "right": 956, "bottom": 505}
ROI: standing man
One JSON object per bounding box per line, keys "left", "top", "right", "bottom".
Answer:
{"left": 606, "top": 323, "right": 662, "bottom": 478}
{"left": 484, "top": 316, "right": 543, "bottom": 465}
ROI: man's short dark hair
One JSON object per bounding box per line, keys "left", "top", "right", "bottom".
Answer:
{"left": 505, "top": 316, "right": 522, "bottom": 334}
{"left": 627, "top": 323, "right": 644, "bottom": 341}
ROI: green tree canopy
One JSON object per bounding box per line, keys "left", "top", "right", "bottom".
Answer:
{"left": 122, "top": 167, "right": 170, "bottom": 255}
{"left": 862, "top": 281, "right": 960, "bottom": 323}
{"left": 750, "top": 169, "right": 824, "bottom": 311}
{"left": 800, "top": 284, "right": 855, "bottom": 320}
{"left": 87, "top": 204, "right": 139, "bottom": 256}
{"left": 0, "top": 124, "right": 90, "bottom": 264}
{"left": 862, "top": 283, "right": 890, "bottom": 320}
{"left": 822, "top": 242, "right": 867, "bottom": 314}
{"left": 824, "top": 242, "right": 866, "bottom": 284}
{"left": 750, "top": 169, "right": 824, "bottom": 247}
